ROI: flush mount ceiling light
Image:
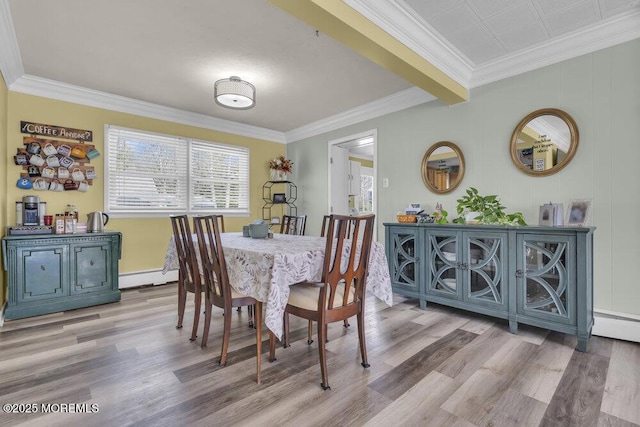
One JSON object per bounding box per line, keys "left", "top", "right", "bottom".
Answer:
{"left": 214, "top": 76, "right": 256, "bottom": 110}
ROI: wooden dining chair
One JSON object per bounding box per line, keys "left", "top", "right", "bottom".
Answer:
{"left": 280, "top": 214, "right": 307, "bottom": 235}
{"left": 193, "top": 215, "right": 264, "bottom": 384}
{"left": 269, "top": 214, "right": 375, "bottom": 390}
{"left": 169, "top": 215, "right": 203, "bottom": 342}
{"left": 215, "top": 214, "right": 225, "bottom": 233}
{"left": 320, "top": 214, "right": 355, "bottom": 238}
{"left": 317, "top": 213, "right": 356, "bottom": 338}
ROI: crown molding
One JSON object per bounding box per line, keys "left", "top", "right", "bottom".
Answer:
{"left": 285, "top": 86, "right": 435, "bottom": 143}
{"left": 346, "top": 0, "right": 473, "bottom": 88}
{"left": 10, "top": 75, "right": 286, "bottom": 143}
{"left": 0, "top": 0, "right": 24, "bottom": 85}
{"left": 470, "top": 9, "right": 640, "bottom": 88}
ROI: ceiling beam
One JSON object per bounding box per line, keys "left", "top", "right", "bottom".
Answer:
{"left": 269, "top": 0, "right": 468, "bottom": 105}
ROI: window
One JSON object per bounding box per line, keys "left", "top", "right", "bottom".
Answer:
{"left": 358, "top": 166, "right": 374, "bottom": 213}
{"left": 105, "top": 125, "right": 249, "bottom": 217}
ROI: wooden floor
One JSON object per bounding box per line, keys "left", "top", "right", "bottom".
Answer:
{"left": 1, "top": 283, "right": 639, "bottom": 427}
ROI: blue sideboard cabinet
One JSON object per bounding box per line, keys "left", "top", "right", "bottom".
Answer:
{"left": 2, "top": 231, "right": 122, "bottom": 320}
{"left": 384, "top": 223, "right": 595, "bottom": 351}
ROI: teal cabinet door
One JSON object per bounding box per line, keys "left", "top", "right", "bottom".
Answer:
{"left": 515, "top": 233, "right": 576, "bottom": 326}
{"left": 386, "top": 226, "right": 422, "bottom": 299}
{"left": 16, "top": 245, "right": 68, "bottom": 303}
{"left": 71, "top": 241, "right": 112, "bottom": 294}
{"left": 427, "top": 230, "right": 462, "bottom": 300}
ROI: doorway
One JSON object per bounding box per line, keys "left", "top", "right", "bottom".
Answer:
{"left": 328, "top": 130, "right": 377, "bottom": 235}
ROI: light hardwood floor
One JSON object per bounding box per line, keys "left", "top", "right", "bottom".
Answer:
{"left": 1, "top": 283, "right": 639, "bottom": 427}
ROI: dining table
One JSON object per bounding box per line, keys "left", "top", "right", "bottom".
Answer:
{"left": 162, "top": 232, "right": 393, "bottom": 340}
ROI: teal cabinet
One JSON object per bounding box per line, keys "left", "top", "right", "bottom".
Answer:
{"left": 2, "top": 232, "right": 122, "bottom": 320}
{"left": 384, "top": 223, "right": 594, "bottom": 351}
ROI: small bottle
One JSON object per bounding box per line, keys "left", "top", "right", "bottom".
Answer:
{"left": 16, "top": 202, "right": 23, "bottom": 226}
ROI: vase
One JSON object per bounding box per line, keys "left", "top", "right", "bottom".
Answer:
{"left": 270, "top": 169, "right": 287, "bottom": 181}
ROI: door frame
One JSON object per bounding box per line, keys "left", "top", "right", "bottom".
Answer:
{"left": 328, "top": 129, "right": 378, "bottom": 238}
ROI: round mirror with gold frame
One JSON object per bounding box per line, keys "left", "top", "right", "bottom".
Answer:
{"left": 510, "top": 108, "right": 579, "bottom": 177}
{"left": 421, "top": 141, "right": 465, "bottom": 194}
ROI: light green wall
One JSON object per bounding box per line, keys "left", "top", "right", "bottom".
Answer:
{"left": 4, "top": 92, "right": 284, "bottom": 276}
{"left": 288, "top": 38, "right": 640, "bottom": 316}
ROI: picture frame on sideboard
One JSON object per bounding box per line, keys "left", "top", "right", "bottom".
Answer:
{"left": 566, "top": 199, "right": 591, "bottom": 226}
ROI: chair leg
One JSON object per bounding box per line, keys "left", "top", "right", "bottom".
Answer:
{"left": 307, "top": 320, "right": 314, "bottom": 345}
{"left": 268, "top": 331, "right": 277, "bottom": 362}
{"left": 190, "top": 289, "right": 201, "bottom": 341}
{"left": 283, "top": 312, "right": 291, "bottom": 348}
{"left": 255, "top": 302, "right": 263, "bottom": 385}
{"left": 219, "top": 306, "right": 232, "bottom": 366}
{"left": 318, "top": 320, "right": 330, "bottom": 390}
{"left": 176, "top": 281, "right": 186, "bottom": 329}
{"left": 357, "top": 310, "right": 369, "bottom": 368}
{"left": 201, "top": 301, "right": 212, "bottom": 348}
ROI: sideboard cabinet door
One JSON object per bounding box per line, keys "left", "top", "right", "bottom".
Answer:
{"left": 16, "top": 244, "right": 69, "bottom": 303}
{"left": 71, "top": 240, "right": 113, "bottom": 294}
{"left": 464, "top": 231, "right": 508, "bottom": 311}
{"left": 515, "top": 233, "right": 576, "bottom": 326}
{"left": 385, "top": 226, "right": 423, "bottom": 306}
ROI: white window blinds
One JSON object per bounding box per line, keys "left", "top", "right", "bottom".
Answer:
{"left": 190, "top": 140, "right": 249, "bottom": 212}
{"left": 106, "top": 125, "right": 249, "bottom": 216}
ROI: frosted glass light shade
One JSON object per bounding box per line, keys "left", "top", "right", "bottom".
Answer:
{"left": 214, "top": 76, "right": 255, "bottom": 109}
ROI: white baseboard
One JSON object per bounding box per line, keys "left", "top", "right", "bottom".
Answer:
{"left": 593, "top": 311, "right": 640, "bottom": 344}
{"left": 118, "top": 269, "right": 178, "bottom": 289}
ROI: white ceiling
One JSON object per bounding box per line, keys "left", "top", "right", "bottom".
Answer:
{"left": 1, "top": 0, "right": 639, "bottom": 143}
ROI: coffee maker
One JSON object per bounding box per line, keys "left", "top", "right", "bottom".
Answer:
{"left": 22, "top": 195, "right": 40, "bottom": 226}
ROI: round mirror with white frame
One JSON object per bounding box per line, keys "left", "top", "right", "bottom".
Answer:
{"left": 510, "top": 108, "right": 579, "bottom": 177}
{"left": 421, "top": 141, "right": 465, "bottom": 194}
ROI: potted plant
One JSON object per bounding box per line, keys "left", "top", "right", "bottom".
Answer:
{"left": 452, "top": 187, "right": 527, "bottom": 225}
{"left": 432, "top": 202, "right": 449, "bottom": 224}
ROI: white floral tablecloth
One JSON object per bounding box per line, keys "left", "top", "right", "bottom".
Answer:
{"left": 162, "top": 232, "right": 393, "bottom": 339}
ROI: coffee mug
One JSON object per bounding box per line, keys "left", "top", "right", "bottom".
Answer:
{"left": 86, "top": 148, "right": 100, "bottom": 159}
{"left": 71, "top": 168, "right": 84, "bottom": 181}
{"left": 16, "top": 177, "right": 33, "bottom": 189}
{"left": 49, "top": 179, "right": 64, "bottom": 192}
{"left": 28, "top": 165, "right": 41, "bottom": 177}
{"left": 46, "top": 155, "right": 60, "bottom": 167}
{"left": 27, "top": 141, "right": 41, "bottom": 155}
{"left": 59, "top": 156, "right": 74, "bottom": 169}
{"left": 33, "top": 178, "right": 48, "bottom": 191}
{"left": 58, "top": 167, "right": 70, "bottom": 179}
{"left": 41, "top": 166, "right": 56, "bottom": 179}
{"left": 42, "top": 143, "right": 58, "bottom": 156}
{"left": 71, "top": 146, "right": 86, "bottom": 158}
{"left": 78, "top": 180, "right": 89, "bottom": 192}
{"left": 29, "top": 153, "right": 45, "bottom": 167}
{"left": 85, "top": 168, "right": 97, "bottom": 179}
{"left": 63, "top": 179, "right": 77, "bottom": 191}
{"left": 57, "top": 144, "right": 72, "bottom": 157}
{"left": 14, "top": 153, "right": 28, "bottom": 165}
